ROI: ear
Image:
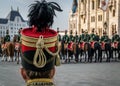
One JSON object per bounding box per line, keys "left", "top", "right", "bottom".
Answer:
{"left": 20, "top": 68, "right": 29, "bottom": 82}
{"left": 50, "top": 67, "right": 55, "bottom": 78}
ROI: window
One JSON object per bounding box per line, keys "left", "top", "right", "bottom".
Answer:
{"left": 11, "top": 27, "right": 13, "bottom": 30}
{"left": 98, "top": 15, "right": 102, "bottom": 21}
{"left": 98, "top": 0, "right": 100, "bottom": 8}
{"left": 17, "top": 17, "right": 19, "bottom": 23}
{"left": 91, "top": 16, "right": 95, "bottom": 22}
{"left": 113, "top": 10, "right": 115, "bottom": 17}
{"left": 92, "top": 1, "right": 95, "bottom": 10}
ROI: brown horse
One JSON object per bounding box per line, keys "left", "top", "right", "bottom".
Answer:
{"left": 1, "top": 40, "right": 14, "bottom": 62}
{"left": 13, "top": 35, "right": 21, "bottom": 64}
{"left": 79, "top": 42, "right": 92, "bottom": 62}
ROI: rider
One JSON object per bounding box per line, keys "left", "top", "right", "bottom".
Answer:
{"left": 57, "top": 27, "right": 61, "bottom": 42}
{"left": 68, "top": 30, "right": 74, "bottom": 43}
{"left": 95, "top": 32, "right": 100, "bottom": 42}
{"left": 62, "top": 30, "right": 69, "bottom": 44}
{"left": 90, "top": 29, "right": 96, "bottom": 42}
{"left": 17, "top": 28, "right": 22, "bottom": 42}
{"left": 101, "top": 31, "right": 110, "bottom": 43}
{"left": 4, "top": 30, "right": 10, "bottom": 43}
{"left": 79, "top": 29, "right": 85, "bottom": 43}
{"left": 74, "top": 31, "right": 79, "bottom": 43}
{"left": 111, "top": 31, "right": 119, "bottom": 43}
{"left": 84, "top": 30, "right": 90, "bottom": 42}
{"left": 20, "top": 0, "right": 62, "bottom": 86}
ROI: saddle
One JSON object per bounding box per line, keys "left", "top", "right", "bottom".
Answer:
{"left": 101, "top": 42, "right": 107, "bottom": 50}
{"left": 68, "top": 42, "right": 74, "bottom": 51}
{"left": 1, "top": 44, "right": 7, "bottom": 50}
{"left": 79, "top": 42, "right": 86, "bottom": 50}
{"left": 90, "top": 41, "right": 95, "bottom": 49}
{"left": 15, "top": 42, "right": 20, "bottom": 50}
{"left": 111, "top": 41, "right": 118, "bottom": 48}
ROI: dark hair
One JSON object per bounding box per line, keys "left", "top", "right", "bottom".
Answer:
{"left": 28, "top": 0, "right": 63, "bottom": 31}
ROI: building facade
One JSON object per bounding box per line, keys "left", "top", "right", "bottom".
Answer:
{"left": 69, "top": 0, "right": 120, "bottom": 37}
{"left": 0, "top": 8, "right": 28, "bottom": 40}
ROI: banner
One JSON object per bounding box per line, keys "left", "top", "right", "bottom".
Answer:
{"left": 99, "top": 0, "right": 109, "bottom": 11}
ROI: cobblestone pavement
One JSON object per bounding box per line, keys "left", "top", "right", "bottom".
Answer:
{"left": 0, "top": 61, "right": 120, "bottom": 86}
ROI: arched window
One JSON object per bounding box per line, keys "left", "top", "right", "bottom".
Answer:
{"left": 98, "top": 0, "right": 100, "bottom": 8}
{"left": 113, "top": 10, "right": 115, "bottom": 17}
{"left": 92, "top": 1, "right": 95, "bottom": 10}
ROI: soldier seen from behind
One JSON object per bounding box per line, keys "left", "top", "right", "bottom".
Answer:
{"left": 20, "top": 0, "right": 63, "bottom": 86}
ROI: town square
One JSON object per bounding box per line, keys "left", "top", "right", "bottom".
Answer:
{"left": 0, "top": 0, "right": 120, "bottom": 86}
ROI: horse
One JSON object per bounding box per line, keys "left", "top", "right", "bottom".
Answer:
{"left": 117, "top": 42, "right": 120, "bottom": 60}
{"left": 13, "top": 35, "right": 21, "bottom": 64}
{"left": 1, "top": 39, "right": 15, "bottom": 62}
{"left": 67, "top": 41, "right": 78, "bottom": 63}
{"left": 78, "top": 42, "right": 92, "bottom": 62}
{"left": 90, "top": 41, "right": 102, "bottom": 62}
{"left": 60, "top": 41, "right": 68, "bottom": 62}
{"left": 101, "top": 41, "right": 112, "bottom": 62}
{"left": 111, "top": 41, "right": 119, "bottom": 61}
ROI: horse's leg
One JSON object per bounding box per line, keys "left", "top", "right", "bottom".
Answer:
{"left": 17, "top": 51, "right": 19, "bottom": 64}
{"left": 94, "top": 50, "right": 97, "bottom": 62}
{"left": 1, "top": 50, "right": 5, "bottom": 61}
{"left": 79, "top": 49, "right": 82, "bottom": 62}
{"left": 98, "top": 48, "right": 102, "bottom": 62}
{"left": 64, "top": 49, "right": 68, "bottom": 63}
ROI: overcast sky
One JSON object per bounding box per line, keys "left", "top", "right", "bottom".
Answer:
{"left": 0, "top": 0, "right": 73, "bottom": 31}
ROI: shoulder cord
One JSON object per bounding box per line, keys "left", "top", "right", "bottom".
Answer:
{"left": 33, "top": 35, "right": 60, "bottom": 68}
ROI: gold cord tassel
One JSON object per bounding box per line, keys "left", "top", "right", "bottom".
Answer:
{"left": 33, "top": 36, "right": 46, "bottom": 68}
{"left": 55, "top": 54, "right": 61, "bottom": 66}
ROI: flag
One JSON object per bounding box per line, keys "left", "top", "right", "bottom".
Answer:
{"left": 72, "top": 0, "right": 78, "bottom": 13}
{"left": 99, "top": 0, "right": 109, "bottom": 11}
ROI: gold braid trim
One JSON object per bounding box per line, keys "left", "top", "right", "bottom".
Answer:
{"left": 22, "top": 40, "right": 56, "bottom": 48}
{"left": 27, "top": 78, "right": 54, "bottom": 86}
{"left": 21, "top": 34, "right": 58, "bottom": 43}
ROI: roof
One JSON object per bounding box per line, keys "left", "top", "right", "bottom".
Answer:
{"left": 0, "top": 18, "right": 8, "bottom": 24}
{"left": 6, "top": 10, "right": 25, "bottom": 22}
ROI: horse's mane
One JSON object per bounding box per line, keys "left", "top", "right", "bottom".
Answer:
{"left": 28, "top": 0, "right": 63, "bottom": 31}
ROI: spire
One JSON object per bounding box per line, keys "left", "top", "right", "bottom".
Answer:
{"left": 72, "top": 0, "right": 78, "bottom": 13}
{"left": 17, "top": 7, "right": 19, "bottom": 12}
{"left": 11, "top": 6, "right": 13, "bottom": 11}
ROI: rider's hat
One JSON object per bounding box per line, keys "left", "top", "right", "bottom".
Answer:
{"left": 21, "top": 0, "right": 62, "bottom": 72}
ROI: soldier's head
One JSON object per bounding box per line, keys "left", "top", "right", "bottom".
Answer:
{"left": 6, "top": 30, "right": 9, "bottom": 35}
{"left": 57, "top": 27, "right": 59, "bottom": 33}
{"left": 81, "top": 29, "right": 84, "bottom": 34}
{"left": 70, "top": 30, "right": 73, "bottom": 35}
{"left": 92, "top": 28, "right": 95, "bottom": 34}
{"left": 103, "top": 31, "right": 107, "bottom": 35}
{"left": 28, "top": 0, "right": 62, "bottom": 31}
{"left": 85, "top": 30, "right": 88, "bottom": 34}
{"left": 65, "top": 30, "right": 67, "bottom": 34}
{"left": 75, "top": 31, "right": 77, "bottom": 35}
{"left": 18, "top": 28, "right": 22, "bottom": 34}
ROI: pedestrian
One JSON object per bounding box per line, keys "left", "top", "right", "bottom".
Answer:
{"left": 20, "top": 0, "right": 62, "bottom": 86}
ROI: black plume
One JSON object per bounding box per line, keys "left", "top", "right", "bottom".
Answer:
{"left": 28, "top": 0, "right": 63, "bottom": 31}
